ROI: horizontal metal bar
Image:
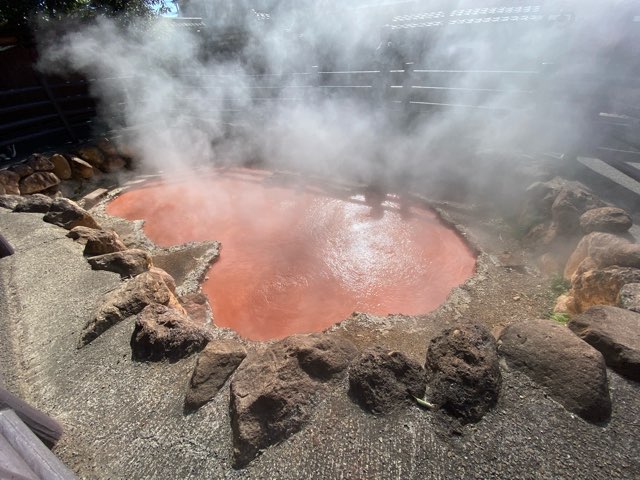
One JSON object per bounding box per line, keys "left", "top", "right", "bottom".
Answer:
{"left": 0, "top": 113, "right": 59, "bottom": 132}
{"left": 0, "top": 127, "right": 67, "bottom": 148}
{"left": 0, "top": 100, "right": 52, "bottom": 115}
{"left": 0, "top": 86, "right": 43, "bottom": 97}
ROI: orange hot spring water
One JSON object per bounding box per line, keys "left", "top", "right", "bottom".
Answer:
{"left": 107, "top": 169, "right": 476, "bottom": 341}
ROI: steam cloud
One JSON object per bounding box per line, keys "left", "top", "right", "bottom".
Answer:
{"left": 37, "top": 0, "right": 639, "bottom": 195}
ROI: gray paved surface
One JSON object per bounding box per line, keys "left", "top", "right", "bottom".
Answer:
{"left": 0, "top": 208, "right": 639, "bottom": 479}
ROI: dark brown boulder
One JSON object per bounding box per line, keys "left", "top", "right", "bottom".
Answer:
{"left": 25, "top": 154, "right": 54, "bottom": 172}
{"left": 101, "top": 156, "right": 126, "bottom": 173}
{"left": 425, "top": 322, "right": 501, "bottom": 423}
{"left": 131, "top": 304, "right": 211, "bottom": 362}
{"left": 19, "top": 172, "right": 60, "bottom": 195}
{"left": 184, "top": 339, "right": 247, "bottom": 412}
{"left": 12, "top": 194, "right": 53, "bottom": 213}
{"left": 43, "top": 198, "right": 100, "bottom": 230}
{"left": 580, "top": 207, "right": 632, "bottom": 234}
{"left": 0, "top": 170, "right": 20, "bottom": 195}
{"left": 618, "top": 283, "right": 640, "bottom": 313}
{"left": 77, "top": 145, "right": 105, "bottom": 169}
{"left": 550, "top": 186, "right": 607, "bottom": 236}
{"left": 67, "top": 227, "right": 126, "bottom": 255}
{"left": 0, "top": 194, "right": 24, "bottom": 210}
{"left": 87, "top": 249, "right": 152, "bottom": 278}
{"left": 49, "top": 154, "right": 72, "bottom": 180}
{"left": 499, "top": 319, "right": 611, "bottom": 423}
{"left": 80, "top": 271, "right": 174, "bottom": 345}
{"left": 349, "top": 347, "right": 425, "bottom": 415}
{"left": 230, "top": 333, "right": 357, "bottom": 468}
{"left": 8, "top": 163, "right": 33, "bottom": 178}
{"left": 68, "top": 157, "right": 94, "bottom": 179}
{"left": 96, "top": 137, "right": 119, "bottom": 156}
{"left": 569, "top": 306, "right": 640, "bottom": 381}
{"left": 570, "top": 266, "right": 640, "bottom": 313}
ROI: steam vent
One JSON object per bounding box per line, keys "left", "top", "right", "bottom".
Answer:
{"left": 1, "top": 1, "right": 640, "bottom": 479}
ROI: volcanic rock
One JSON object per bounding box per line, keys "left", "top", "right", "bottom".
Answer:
{"left": 26, "top": 154, "right": 54, "bottom": 172}
{"left": 96, "top": 137, "right": 119, "bottom": 156}
{"left": 67, "top": 227, "right": 127, "bottom": 255}
{"left": 8, "top": 163, "right": 33, "bottom": 178}
{"left": 43, "top": 198, "right": 100, "bottom": 230}
{"left": 149, "top": 266, "right": 176, "bottom": 294}
{"left": 580, "top": 207, "right": 632, "bottom": 234}
{"left": 349, "top": 347, "right": 425, "bottom": 415}
{"left": 498, "top": 319, "right": 611, "bottom": 423}
{"left": 0, "top": 170, "right": 20, "bottom": 195}
{"left": 12, "top": 194, "right": 53, "bottom": 213}
{"left": 425, "top": 322, "right": 501, "bottom": 423}
{"left": 568, "top": 266, "right": 640, "bottom": 313}
{"left": 69, "top": 157, "right": 94, "bottom": 179}
{"left": 49, "top": 154, "right": 72, "bottom": 180}
{"left": 131, "top": 304, "right": 211, "bottom": 362}
{"left": 87, "top": 249, "right": 152, "bottom": 278}
{"left": 0, "top": 194, "right": 24, "bottom": 210}
{"left": 569, "top": 306, "right": 640, "bottom": 381}
{"left": 77, "top": 146, "right": 105, "bottom": 169}
{"left": 230, "top": 333, "right": 357, "bottom": 467}
{"left": 19, "top": 172, "right": 60, "bottom": 195}
{"left": 184, "top": 339, "right": 247, "bottom": 412}
{"left": 618, "top": 283, "right": 640, "bottom": 312}
{"left": 101, "top": 156, "right": 126, "bottom": 173}
{"left": 79, "top": 270, "right": 173, "bottom": 345}
{"left": 550, "top": 186, "right": 607, "bottom": 236}
{"left": 179, "top": 292, "right": 211, "bottom": 326}
{"left": 564, "top": 232, "right": 631, "bottom": 280}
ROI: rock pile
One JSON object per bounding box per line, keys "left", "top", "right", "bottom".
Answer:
{"left": 0, "top": 137, "right": 130, "bottom": 198}
{"left": 516, "top": 177, "right": 640, "bottom": 317}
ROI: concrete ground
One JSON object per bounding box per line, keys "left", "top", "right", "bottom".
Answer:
{"left": 0, "top": 197, "right": 639, "bottom": 479}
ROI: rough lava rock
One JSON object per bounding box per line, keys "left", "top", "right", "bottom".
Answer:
{"left": 87, "top": 249, "right": 152, "bottom": 278}
{"left": 149, "top": 266, "right": 177, "bottom": 294}
{"left": 8, "top": 163, "right": 33, "bottom": 178}
{"left": 12, "top": 194, "right": 53, "bottom": 213}
{"left": 0, "top": 170, "right": 20, "bottom": 195}
{"left": 580, "top": 207, "right": 632, "bottom": 234}
{"left": 26, "top": 154, "right": 54, "bottom": 172}
{"left": 67, "top": 227, "right": 127, "bottom": 255}
{"left": 43, "top": 198, "right": 100, "bottom": 230}
{"left": 618, "top": 283, "right": 640, "bottom": 312}
{"left": 0, "top": 194, "right": 24, "bottom": 210}
{"left": 569, "top": 306, "right": 640, "bottom": 381}
{"left": 498, "top": 318, "right": 611, "bottom": 423}
{"left": 568, "top": 266, "right": 640, "bottom": 314}
{"left": 131, "top": 303, "right": 211, "bottom": 362}
{"left": 348, "top": 347, "right": 425, "bottom": 415}
{"left": 19, "top": 172, "right": 60, "bottom": 195}
{"left": 79, "top": 270, "right": 174, "bottom": 346}
{"left": 230, "top": 333, "right": 357, "bottom": 468}
{"left": 425, "top": 322, "right": 501, "bottom": 423}
{"left": 184, "top": 339, "right": 247, "bottom": 412}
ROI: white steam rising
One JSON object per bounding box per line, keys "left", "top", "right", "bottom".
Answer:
{"left": 37, "top": 1, "right": 639, "bottom": 194}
